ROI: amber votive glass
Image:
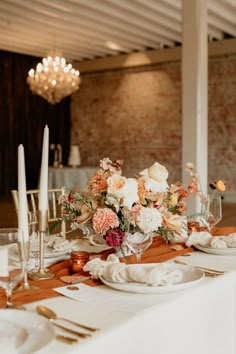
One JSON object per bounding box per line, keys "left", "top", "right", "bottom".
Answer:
{"left": 70, "top": 251, "right": 90, "bottom": 274}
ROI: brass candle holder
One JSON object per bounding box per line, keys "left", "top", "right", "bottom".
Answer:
{"left": 29, "top": 210, "right": 54, "bottom": 280}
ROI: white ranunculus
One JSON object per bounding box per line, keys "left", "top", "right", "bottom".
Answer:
{"left": 137, "top": 207, "right": 162, "bottom": 234}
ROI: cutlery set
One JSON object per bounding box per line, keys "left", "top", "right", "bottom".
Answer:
{"left": 36, "top": 305, "right": 99, "bottom": 344}
{"left": 174, "top": 259, "right": 224, "bottom": 276}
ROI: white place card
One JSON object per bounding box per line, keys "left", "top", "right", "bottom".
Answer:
{"left": 53, "top": 284, "right": 160, "bottom": 314}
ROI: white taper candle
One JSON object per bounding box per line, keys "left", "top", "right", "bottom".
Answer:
{"left": 18, "top": 144, "right": 29, "bottom": 241}
{"left": 39, "top": 125, "right": 49, "bottom": 212}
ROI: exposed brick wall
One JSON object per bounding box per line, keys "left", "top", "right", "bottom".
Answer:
{"left": 208, "top": 55, "right": 236, "bottom": 198}
{"left": 71, "top": 54, "right": 236, "bottom": 195}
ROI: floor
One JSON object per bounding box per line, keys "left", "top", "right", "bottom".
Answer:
{"left": 0, "top": 197, "right": 235, "bottom": 229}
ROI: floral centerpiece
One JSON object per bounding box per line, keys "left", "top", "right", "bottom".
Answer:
{"left": 57, "top": 158, "right": 190, "bottom": 251}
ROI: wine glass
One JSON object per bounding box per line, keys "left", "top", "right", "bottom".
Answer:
{"left": 125, "top": 231, "right": 153, "bottom": 263}
{"left": 0, "top": 228, "right": 25, "bottom": 308}
{"left": 203, "top": 195, "right": 222, "bottom": 231}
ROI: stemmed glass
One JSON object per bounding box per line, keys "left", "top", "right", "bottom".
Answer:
{"left": 203, "top": 195, "right": 222, "bottom": 231}
{"left": 0, "top": 228, "right": 25, "bottom": 308}
{"left": 125, "top": 231, "right": 153, "bottom": 263}
{"left": 16, "top": 212, "right": 39, "bottom": 289}
{"left": 28, "top": 211, "right": 40, "bottom": 273}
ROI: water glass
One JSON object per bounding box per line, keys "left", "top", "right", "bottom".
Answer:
{"left": 0, "top": 228, "right": 25, "bottom": 308}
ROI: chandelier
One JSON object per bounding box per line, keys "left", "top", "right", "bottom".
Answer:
{"left": 27, "top": 51, "right": 81, "bottom": 104}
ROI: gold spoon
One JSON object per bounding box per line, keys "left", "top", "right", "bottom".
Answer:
{"left": 36, "top": 305, "right": 99, "bottom": 333}
{"left": 174, "top": 259, "right": 224, "bottom": 275}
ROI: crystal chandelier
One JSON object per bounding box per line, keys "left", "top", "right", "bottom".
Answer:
{"left": 27, "top": 51, "right": 81, "bottom": 104}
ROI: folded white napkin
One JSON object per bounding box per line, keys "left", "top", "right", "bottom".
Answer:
{"left": 83, "top": 255, "right": 183, "bottom": 286}
{"left": 46, "top": 236, "right": 71, "bottom": 251}
{"left": 186, "top": 231, "right": 236, "bottom": 248}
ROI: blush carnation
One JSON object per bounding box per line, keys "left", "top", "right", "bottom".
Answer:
{"left": 92, "top": 208, "right": 119, "bottom": 235}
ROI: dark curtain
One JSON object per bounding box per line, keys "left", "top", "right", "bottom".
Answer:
{"left": 0, "top": 50, "right": 71, "bottom": 197}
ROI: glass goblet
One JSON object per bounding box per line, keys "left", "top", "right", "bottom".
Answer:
{"left": 125, "top": 231, "right": 153, "bottom": 263}
{"left": 0, "top": 228, "right": 25, "bottom": 308}
{"left": 203, "top": 195, "right": 222, "bottom": 231}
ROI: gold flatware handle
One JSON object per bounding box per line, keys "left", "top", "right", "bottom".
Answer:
{"left": 194, "top": 266, "right": 224, "bottom": 274}
{"left": 53, "top": 322, "right": 91, "bottom": 338}
{"left": 174, "top": 260, "right": 224, "bottom": 274}
{"left": 58, "top": 317, "right": 99, "bottom": 332}
{"left": 204, "top": 271, "right": 222, "bottom": 277}
{"left": 56, "top": 334, "right": 78, "bottom": 344}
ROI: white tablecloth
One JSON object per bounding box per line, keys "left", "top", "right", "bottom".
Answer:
{"left": 48, "top": 167, "right": 97, "bottom": 190}
{"left": 25, "top": 251, "right": 236, "bottom": 354}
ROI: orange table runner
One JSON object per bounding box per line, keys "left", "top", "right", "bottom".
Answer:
{"left": 1, "top": 228, "right": 235, "bottom": 308}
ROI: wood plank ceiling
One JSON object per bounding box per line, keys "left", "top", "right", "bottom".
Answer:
{"left": 0, "top": 0, "right": 235, "bottom": 62}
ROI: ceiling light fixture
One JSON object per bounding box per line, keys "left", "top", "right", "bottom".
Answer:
{"left": 27, "top": 51, "right": 81, "bottom": 105}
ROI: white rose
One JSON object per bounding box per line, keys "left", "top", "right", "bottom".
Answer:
{"left": 140, "top": 162, "right": 169, "bottom": 193}
{"left": 107, "top": 175, "right": 139, "bottom": 209}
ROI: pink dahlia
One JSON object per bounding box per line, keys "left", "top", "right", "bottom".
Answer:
{"left": 105, "top": 229, "right": 125, "bottom": 247}
{"left": 92, "top": 208, "right": 119, "bottom": 235}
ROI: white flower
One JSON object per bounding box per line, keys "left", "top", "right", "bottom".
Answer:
{"left": 106, "top": 195, "right": 120, "bottom": 213}
{"left": 122, "top": 178, "right": 139, "bottom": 209}
{"left": 185, "top": 162, "right": 194, "bottom": 173}
{"left": 100, "top": 157, "right": 112, "bottom": 170}
{"left": 140, "top": 162, "right": 169, "bottom": 193}
{"left": 107, "top": 174, "right": 139, "bottom": 209}
{"left": 137, "top": 207, "right": 162, "bottom": 234}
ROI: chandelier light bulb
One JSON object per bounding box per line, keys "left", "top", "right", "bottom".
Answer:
{"left": 27, "top": 51, "right": 81, "bottom": 104}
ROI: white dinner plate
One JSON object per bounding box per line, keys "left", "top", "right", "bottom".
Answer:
{"left": 0, "top": 309, "right": 54, "bottom": 354}
{"left": 194, "top": 244, "right": 236, "bottom": 255}
{"left": 8, "top": 243, "right": 70, "bottom": 260}
{"left": 99, "top": 263, "right": 204, "bottom": 294}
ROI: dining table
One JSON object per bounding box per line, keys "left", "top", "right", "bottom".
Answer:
{"left": 0, "top": 227, "right": 236, "bottom": 354}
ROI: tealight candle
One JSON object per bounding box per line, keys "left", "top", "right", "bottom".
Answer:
{"left": 70, "top": 251, "right": 89, "bottom": 274}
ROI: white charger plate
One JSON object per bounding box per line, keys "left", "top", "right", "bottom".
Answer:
{"left": 194, "top": 244, "right": 236, "bottom": 255}
{"left": 99, "top": 263, "right": 204, "bottom": 294}
{"left": 0, "top": 309, "right": 54, "bottom": 354}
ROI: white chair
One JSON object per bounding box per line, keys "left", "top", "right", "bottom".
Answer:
{"left": 11, "top": 187, "right": 66, "bottom": 238}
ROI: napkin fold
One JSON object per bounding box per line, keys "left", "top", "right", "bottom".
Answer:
{"left": 186, "top": 231, "right": 236, "bottom": 248}
{"left": 46, "top": 235, "right": 71, "bottom": 251}
{"left": 83, "top": 254, "right": 183, "bottom": 286}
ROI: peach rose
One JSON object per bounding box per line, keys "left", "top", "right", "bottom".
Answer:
{"left": 215, "top": 180, "right": 226, "bottom": 192}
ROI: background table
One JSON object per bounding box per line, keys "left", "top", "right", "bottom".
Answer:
{"left": 48, "top": 167, "right": 97, "bottom": 190}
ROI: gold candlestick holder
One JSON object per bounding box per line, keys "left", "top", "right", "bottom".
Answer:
{"left": 29, "top": 210, "right": 54, "bottom": 280}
